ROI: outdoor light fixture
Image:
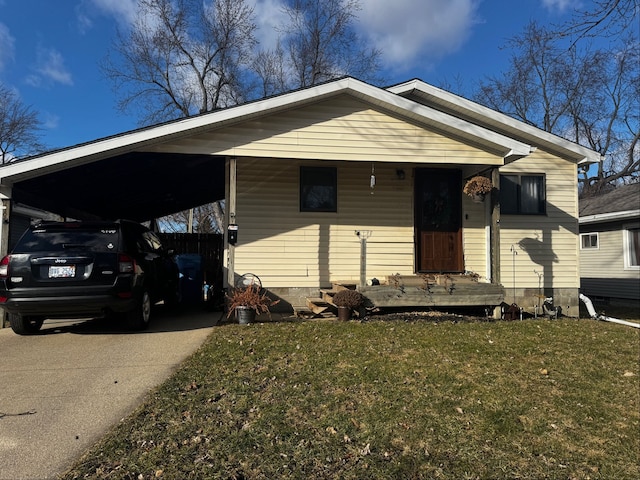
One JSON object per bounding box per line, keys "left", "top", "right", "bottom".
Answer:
{"left": 396, "top": 169, "right": 405, "bottom": 180}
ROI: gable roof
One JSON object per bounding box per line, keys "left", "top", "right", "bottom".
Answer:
{"left": 387, "top": 79, "right": 602, "bottom": 165}
{"left": 579, "top": 183, "right": 640, "bottom": 224}
{"left": 1, "top": 77, "right": 534, "bottom": 186}
{"left": 0, "top": 76, "right": 603, "bottom": 222}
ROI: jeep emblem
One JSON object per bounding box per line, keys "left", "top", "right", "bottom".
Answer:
{"left": 54, "top": 259, "right": 67, "bottom": 263}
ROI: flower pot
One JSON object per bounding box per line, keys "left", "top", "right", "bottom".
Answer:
{"left": 236, "top": 306, "right": 256, "bottom": 324}
{"left": 471, "top": 193, "right": 485, "bottom": 203}
{"left": 337, "top": 306, "right": 351, "bottom": 321}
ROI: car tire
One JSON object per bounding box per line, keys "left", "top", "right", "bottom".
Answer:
{"left": 9, "top": 314, "right": 45, "bottom": 335}
{"left": 126, "top": 290, "right": 152, "bottom": 331}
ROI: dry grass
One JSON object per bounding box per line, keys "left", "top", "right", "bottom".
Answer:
{"left": 62, "top": 314, "right": 639, "bottom": 480}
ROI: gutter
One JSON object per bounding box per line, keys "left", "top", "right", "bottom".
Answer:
{"left": 579, "top": 210, "right": 640, "bottom": 225}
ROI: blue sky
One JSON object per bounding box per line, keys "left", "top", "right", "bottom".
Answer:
{"left": 0, "top": 0, "right": 586, "bottom": 151}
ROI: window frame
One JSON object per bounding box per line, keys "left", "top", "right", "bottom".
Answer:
{"left": 299, "top": 166, "right": 338, "bottom": 213}
{"left": 580, "top": 232, "right": 599, "bottom": 250}
{"left": 623, "top": 224, "right": 640, "bottom": 270}
{"left": 499, "top": 173, "right": 547, "bottom": 215}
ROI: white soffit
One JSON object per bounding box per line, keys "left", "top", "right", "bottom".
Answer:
{"left": 388, "top": 79, "right": 602, "bottom": 165}
{"left": 0, "top": 77, "right": 531, "bottom": 184}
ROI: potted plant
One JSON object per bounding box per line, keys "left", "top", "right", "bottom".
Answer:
{"left": 463, "top": 175, "right": 493, "bottom": 203}
{"left": 226, "top": 284, "right": 280, "bottom": 324}
{"left": 333, "top": 289, "right": 365, "bottom": 321}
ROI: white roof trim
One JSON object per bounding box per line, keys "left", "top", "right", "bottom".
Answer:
{"left": 388, "top": 79, "right": 601, "bottom": 165}
{"left": 0, "top": 77, "right": 531, "bottom": 184}
{"left": 579, "top": 210, "right": 640, "bottom": 224}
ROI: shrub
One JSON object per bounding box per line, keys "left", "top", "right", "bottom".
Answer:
{"left": 333, "top": 289, "right": 364, "bottom": 309}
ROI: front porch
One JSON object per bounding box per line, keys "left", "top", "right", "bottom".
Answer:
{"left": 360, "top": 274, "right": 505, "bottom": 309}
{"left": 304, "top": 275, "right": 505, "bottom": 316}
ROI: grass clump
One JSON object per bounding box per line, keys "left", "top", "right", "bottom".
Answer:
{"left": 62, "top": 317, "right": 639, "bottom": 480}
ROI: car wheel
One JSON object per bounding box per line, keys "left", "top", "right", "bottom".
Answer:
{"left": 127, "top": 290, "right": 152, "bottom": 331}
{"left": 9, "top": 314, "right": 45, "bottom": 335}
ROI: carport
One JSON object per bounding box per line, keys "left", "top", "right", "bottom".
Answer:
{"left": 0, "top": 119, "right": 232, "bottom": 269}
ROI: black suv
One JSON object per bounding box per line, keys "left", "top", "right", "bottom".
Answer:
{"left": 0, "top": 220, "right": 179, "bottom": 334}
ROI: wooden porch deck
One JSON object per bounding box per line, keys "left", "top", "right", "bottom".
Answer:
{"left": 306, "top": 275, "right": 505, "bottom": 314}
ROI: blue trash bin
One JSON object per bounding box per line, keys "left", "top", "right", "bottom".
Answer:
{"left": 176, "top": 254, "right": 204, "bottom": 304}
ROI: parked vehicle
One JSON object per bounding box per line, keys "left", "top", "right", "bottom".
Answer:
{"left": 0, "top": 220, "right": 179, "bottom": 334}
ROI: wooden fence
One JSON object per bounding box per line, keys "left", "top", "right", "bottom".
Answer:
{"left": 159, "top": 233, "right": 224, "bottom": 289}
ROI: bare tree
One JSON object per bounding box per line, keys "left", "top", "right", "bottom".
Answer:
{"left": 475, "top": 21, "right": 639, "bottom": 195}
{"left": 102, "top": 0, "right": 257, "bottom": 125}
{"left": 0, "top": 83, "right": 44, "bottom": 164}
{"left": 253, "top": 0, "right": 382, "bottom": 93}
{"left": 159, "top": 201, "right": 225, "bottom": 233}
{"left": 558, "top": 0, "right": 639, "bottom": 42}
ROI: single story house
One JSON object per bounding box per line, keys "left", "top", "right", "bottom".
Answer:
{"left": 579, "top": 183, "right": 640, "bottom": 303}
{"left": 0, "top": 77, "right": 601, "bottom": 316}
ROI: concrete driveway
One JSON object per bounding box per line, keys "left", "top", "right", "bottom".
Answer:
{"left": 0, "top": 306, "right": 222, "bottom": 480}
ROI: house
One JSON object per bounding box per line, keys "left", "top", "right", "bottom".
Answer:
{"left": 0, "top": 77, "right": 601, "bottom": 318}
{"left": 579, "top": 183, "right": 640, "bottom": 304}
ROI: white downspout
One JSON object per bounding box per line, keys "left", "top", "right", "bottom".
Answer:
{"left": 579, "top": 293, "right": 640, "bottom": 329}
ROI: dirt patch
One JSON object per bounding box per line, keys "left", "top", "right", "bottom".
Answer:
{"left": 365, "top": 308, "right": 491, "bottom": 323}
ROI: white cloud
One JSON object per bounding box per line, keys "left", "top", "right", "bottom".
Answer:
{"left": 0, "top": 22, "right": 15, "bottom": 72}
{"left": 253, "top": 0, "right": 289, "bottom": 50}
{"left": 356, "top": 0, "right": 481, "bottom": 71}
{"left": 541, "top": 0, "right": 581, "bottom": 13}
{"left": 42, "top": 112, "right": 60, "bottom": 130}
{"left": 77, "top": 0, "right": 139, "bottom": 31}
{"left": 27, "top": 47, "right": 73, "bottom": 87}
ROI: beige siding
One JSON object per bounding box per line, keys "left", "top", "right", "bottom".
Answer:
{"left": 152, "top": 95, "right": 503, "bottom": 165}
{"left": 233, "top": 158, "right": 416, "bottom": 287}
{"left": 580, "top": 221, "right": 640, "bottom": 280}
{"left": 232, "top": 158, "right": 493, "bottom": 289}
{"left": 462, "top": 195, "right": 489, "bottom": 279}
{"left": 499, "top": 150, "right": 579, "bottom": 290}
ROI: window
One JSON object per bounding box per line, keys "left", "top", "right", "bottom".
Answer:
{"left": 300, "top": 166, "right": 337, "bottom": 212}
{"left": 500, "top": 174, "right": 546, "bottom": 214}
{"left": 624, "top": 226, "right": 640, "bottom": 269}
{"left": 580, "top": 233, "right": 599, "bottom": 249}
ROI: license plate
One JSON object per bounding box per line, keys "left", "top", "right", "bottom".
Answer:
{"left": 48, "top": 265, "right": 76, "bottom": 278}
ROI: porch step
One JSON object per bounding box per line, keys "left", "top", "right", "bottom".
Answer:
{"left": 306, "top": 297, "right": 334, "bottom": 314}
{"left": 306, "top": 282, "right": 358, "bottom": 316}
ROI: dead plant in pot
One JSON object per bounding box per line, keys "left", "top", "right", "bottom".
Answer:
{"left": 333, "top": 289, "right": 365, "bottom": 321}
{"left": 463, "top": 175, "right": 493, "bottom": 202}
{"left": 226, "top": 284, "right": 280, "bottom": 323}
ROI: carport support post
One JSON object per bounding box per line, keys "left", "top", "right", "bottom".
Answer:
{"left": 0, "top": 187, "right": 10, "bottom": 328}
{"left": 226, "top": 157, "right": 237, "bottom": 289}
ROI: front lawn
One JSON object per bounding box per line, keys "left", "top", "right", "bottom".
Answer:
{"left": 62, "top": 315, "right": 639, "bottom": 479}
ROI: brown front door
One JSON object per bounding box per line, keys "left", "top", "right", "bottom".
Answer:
{"left": 416, "top": 169, "right": 463, "bottom": 272}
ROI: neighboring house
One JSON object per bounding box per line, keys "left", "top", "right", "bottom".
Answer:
{"left": 579, "top": 183, "right": 640, "bottom": 303}
{"left": 0, "top": 77, "right": 601, "bottom": 317}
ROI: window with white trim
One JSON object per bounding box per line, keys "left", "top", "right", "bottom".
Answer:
{"left": 624, "top": 226, "right": 640, "bottom": 269}
{"left": 580, "top": 233, "right": 599, "bottom": 249}
{"left": 500, "top": 174, "right": 546, "bottom": 214}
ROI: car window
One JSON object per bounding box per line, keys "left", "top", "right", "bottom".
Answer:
{"left": 14, "top": 226, "right": 120, "bottom": 253}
